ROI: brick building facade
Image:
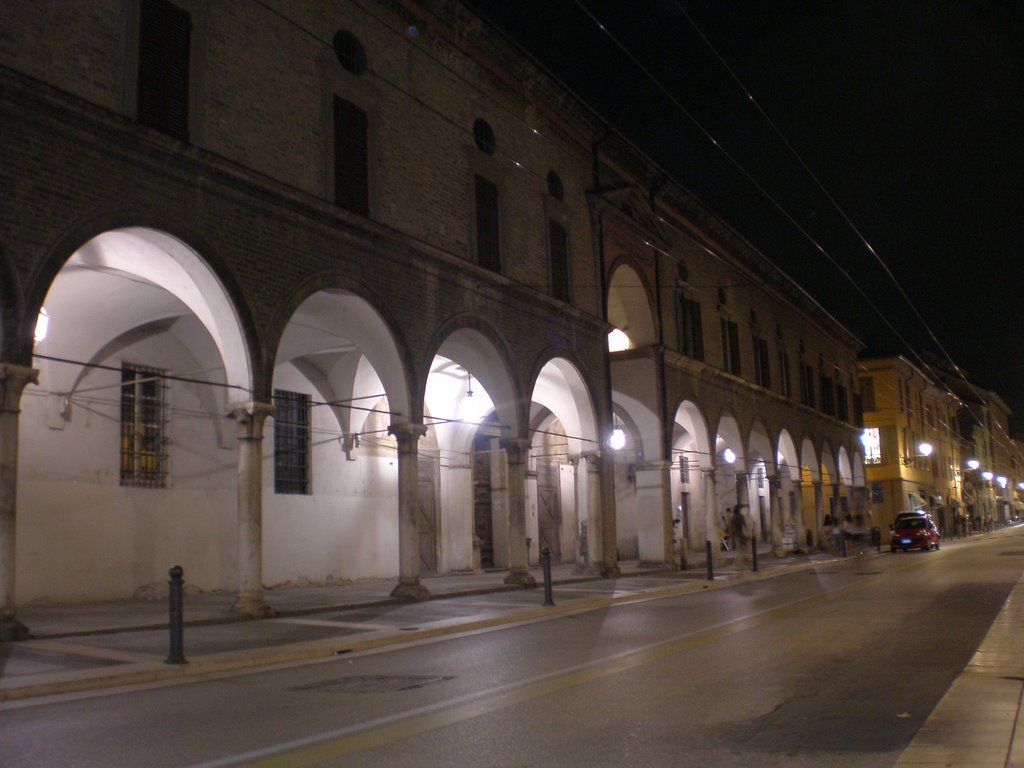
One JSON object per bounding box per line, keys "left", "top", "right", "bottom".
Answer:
{"left": 0, "top": 0, "right": 865, "bottom": 639}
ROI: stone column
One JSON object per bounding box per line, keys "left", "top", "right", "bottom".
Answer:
{"left": 703, "top": 469, "right": 721, "bottom": 565}
{"left": 228, "top": 401, "right": 275, "bottom": 617}
{"left": 596, "top": 450, "right": 620, "bottom": 577}
{"left": 502, "top": 438, "right": 535, "bottom": 586}
{"left": 832, "top": 482, "right": 842, "bottom": 523}
{"left": 0, "top": 364, "right": 38, "bottom": 641}
{"left": 735, "top": 472, "right": 750, "bottom": 536}
{"left": 769, "top": 475, "right": 784, "bottom": 556}
{"left": 636, "top": 461, "right": 673, "bottom": 568}
{"left": 793, "top": 480, "right": 805, "bottom": 546}
{"left": 389, "top": 423, "right": 431, "bottom": 599}
{"left": 813, "top": 481, "right": 824, "bottom": 549}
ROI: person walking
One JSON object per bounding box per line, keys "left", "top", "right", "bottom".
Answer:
{"left": 730, "top": 506, "right": 748, "bottom": 569}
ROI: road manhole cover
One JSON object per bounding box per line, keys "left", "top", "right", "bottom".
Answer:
{"left": 293, "top": 675, "right": 454, "bottom": 694}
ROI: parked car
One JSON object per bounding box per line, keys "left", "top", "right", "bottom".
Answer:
{"left": 890, "top": 515, "right": 940, "bottom": 552}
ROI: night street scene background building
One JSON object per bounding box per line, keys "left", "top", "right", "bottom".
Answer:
{"left": 0, "top": 0, "right": 1022, "bottom": 641}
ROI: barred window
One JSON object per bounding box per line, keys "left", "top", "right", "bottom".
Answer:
{"left": 120, "top": 364, "right": 168, "bottom": 488}
{"left": 274, "top": 389, "right": 311, "bottom": 495}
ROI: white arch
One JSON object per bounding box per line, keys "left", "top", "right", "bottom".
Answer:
{"left": 66, "top": 229, "right": 251, "bottom": 391}
{"left": 607, "top": 263, "right": 656, "bottom": 347}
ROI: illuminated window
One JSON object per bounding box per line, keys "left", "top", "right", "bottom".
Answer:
{"left": 862, "top": 427, "right": 882, "bottom": 465}
{"left": 120, "top": 364, "right": 168, "bottom": 488}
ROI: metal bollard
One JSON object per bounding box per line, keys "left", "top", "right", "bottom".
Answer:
{"left": 166, "top": 565, "right": 187, "bottom": 665}
{"left": 541, "top": 547, "right": 555, "bottom": 606}
{"left": 751, "top": 536, "right": 758, "bottom": 572}
{"left": 705, "top": 540, "right": 714, "bottom": 581}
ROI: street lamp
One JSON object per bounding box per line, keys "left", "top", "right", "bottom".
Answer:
{"left": 967, "top": 459, "right": 980, "bottom": 470}
{"left": 902, "top": 441, "right": 933, "bottom": 465}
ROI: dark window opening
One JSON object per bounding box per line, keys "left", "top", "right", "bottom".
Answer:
{"left": 549, "top": 220, "right": 570, "bottom": 302}
{"left": 333, "top": 95, "right": 369, "bottom": 216}
{"left": 333, "top": 30, "right": 367, "bottom": 75}
{"left": 474, "top": 174, "right": 500, "bottom": 271}
{"left": 546, "top": 170, "right": 564, "bottom": 200}
{"left": 753, "top": 337, "right": 771, "bottom": 388}
{"left": 274, "top": 389, "right": 311, "bottom": 495}
{"left": 721, "top": 319, "right": 741, "bottom": 376}
{"left": 677, "top": 296, "right": 704, "bottom": 361}
{"left": 137, "top": 0, "right": 191, "bottom": 140}
{"left": 473, "top": 118, "right": 495, "bottom": 155}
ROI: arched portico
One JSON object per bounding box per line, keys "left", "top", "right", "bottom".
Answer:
{"left": 267, "top": 287, "right": 418, "bottom": 598}
{"left": 529, "top": 356, "right": 605, "bottom": 573}
{"left": 13, "top": 227, "right": 257, "bottom": 623}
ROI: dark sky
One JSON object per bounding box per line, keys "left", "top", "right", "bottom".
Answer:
{"left": 467, "top": 1, "right": 1024, "bottom": 417}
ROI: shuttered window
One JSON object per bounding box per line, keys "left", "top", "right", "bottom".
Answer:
{"left": 753, "top": 337, "right": 771, "bottom": 388}
{"left": 474, "top": 175, "right": 500, "bottom": 272}
{"left": 137, "top": 0, "right": 191, "bottom": 140}
{"left": 333, "top": 95, "right": 369, "bottom": 216}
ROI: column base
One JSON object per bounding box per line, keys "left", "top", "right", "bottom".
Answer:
{"left": 0, "top": 614, "right": 30, "bottom": 642}
{"left": 638, "top": 560, "right": 676, "bottom": 570}
{"left": 600, "top": 563, "right": 621, "bottom": 578}
{"left": 232, "top": 591, "right": 276, "bottom": 618}
{"left": 391, "top": 579, "right": 431, "bottom": 601}
{"left": 504, "top": 569, "right": 536, "bottom": 588}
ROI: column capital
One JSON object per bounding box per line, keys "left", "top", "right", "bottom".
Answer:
{"left": 0, "top": 363, "right": 39, "bottom": 413}
{"left": 227, "top": 401, "right": 275, "bottom": 439}
{"left": 388, "top": 422, "right": 427, "bottom": 453}
{"left": 500, "top": 437, "right": 531, "bottom": 463}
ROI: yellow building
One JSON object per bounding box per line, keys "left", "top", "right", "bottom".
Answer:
{"left": 859, "top": 356, "right": 962, "bottom": 535}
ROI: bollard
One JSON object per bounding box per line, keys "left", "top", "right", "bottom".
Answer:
{"left": 751, "top": 536, "right": 758, "bottom": 572}
{"left": 166, "top": 565, "right": 187, "bottom": 665}
{"left": 705, "top": 540, "right": 714, "bottom": 581}
{"left": 541, "top": 547, "right": 555, "bottom": 606}
{"left": 840, "top": 532, "right": 847, "bottom": 557}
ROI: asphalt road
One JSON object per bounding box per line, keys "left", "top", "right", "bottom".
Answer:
{"left": 4, "top": 534, "right": 1022, "bottom": 768}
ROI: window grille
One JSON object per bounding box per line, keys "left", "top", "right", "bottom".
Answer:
{"left": 274, "top": 389, "right": 311, "bottom": 494}
{"left": 678, "top": 456, "right": 690, "bottom": 484}
{"left": 120, "top": 364, "right": 168, "bottom": 488}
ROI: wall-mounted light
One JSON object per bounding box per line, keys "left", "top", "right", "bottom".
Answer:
{"left": 967, "top": 459, "right": 980, "bottom": 470}
{"left": 982, "top": 471, "right": 994, "bottom": 481}
{"left": 997, "top": 476, "right": 1008, "bottom": 489}
{"left": 607, "top": 328, "right": 631, "bottom": 352}
{"left": 608, "top": 428, "right": 626, "bottom": 451}
{"left": 722, "top": 448, "right": 736, "bottom": 464}
{"left": 1017, "top": 482, "right": 1024, "bottom": 491}
{"left": 34, "top": 307, "right": 49, "bottom": 343}
{"left": 901, "top": 441, "right": 933, "bottom": 466}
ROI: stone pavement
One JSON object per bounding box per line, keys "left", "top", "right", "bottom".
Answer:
{"left": 3, "top": 533, "right": 1024, "bottom": 767}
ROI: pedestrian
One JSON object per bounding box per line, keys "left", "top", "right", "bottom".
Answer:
{"left": 730, "top": 506, "right": 748, "bottom": 569}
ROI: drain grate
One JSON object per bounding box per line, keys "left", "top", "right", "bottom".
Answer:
{"left": 293, "top": 675, "right": 454, "bottom": 694}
